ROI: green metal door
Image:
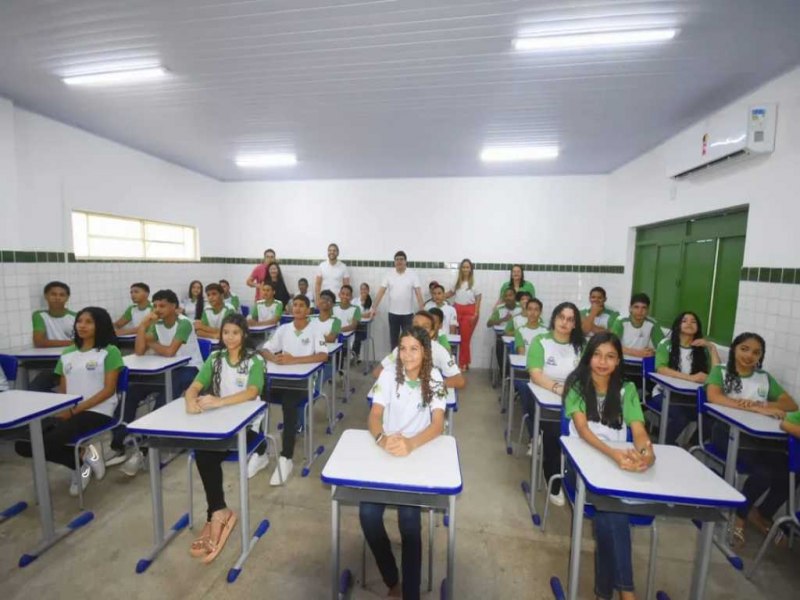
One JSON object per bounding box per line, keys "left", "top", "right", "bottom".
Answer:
{"left": 709, "top": 236, "right": 745, "bottom": 343}
{"left": 679, "top": 239, "right": 717, "bottom": 329}
{"left": 652, "top": 244, "right": 682, "bottom": 325}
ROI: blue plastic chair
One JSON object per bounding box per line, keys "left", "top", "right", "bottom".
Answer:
{"left": 0, "top": 354, "right": 19, "bottom": 389}
{"left": 197, "top": 338, "right": 213, "bottom": 361}
{"left": 70, "top": 366, "right": 129, "bottom": 509}
{"left": 241, "top": 305, "right": 250, "bottom": 318}
{"left": 688, "top": 387, "right": 750, "bottom": 482}
{"left": 641, "top": 356, "right": 662, "bottom": 431}
{"left": 747, "top": 435, "right": 800, "bottom": 578}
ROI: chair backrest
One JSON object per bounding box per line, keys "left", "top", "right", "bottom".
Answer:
{"left": 198, "top": 338, "right": 213, "bottom": 361}
{"left": 0, "top": 354, "right": 19, "bottom": 383}
{"left": 642, "top": 355, "right": 655, "bottom": 378}
{"left": 789, "top": 435, "right": 800, "bottom": 474}
{"left": 241, "top": 305, "right": 250, "bottom": 318}
{"left": 117, "top": 366, "right": 130, "bottom": 393}
{"left": 696, "top": 386, "right": 708, "bottom": 414}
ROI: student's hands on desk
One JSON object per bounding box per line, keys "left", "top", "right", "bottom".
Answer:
{"left": 739, "top": 401, "right": 785, "bottom": 419}
{"left": 380, "top": 434, "right": 414, "bottom": 457}
{"left": 611, "top": 447, "right": 653, "bottom": 472}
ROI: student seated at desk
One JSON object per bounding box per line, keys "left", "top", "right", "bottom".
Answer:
{"left": 564, "top": 332, "right": 655, "bottom": 600}
{"left": 580, "top": 286, "right": 619, "bottom": 336}
{"left": 248, "top": 281, "right": 284, "bottom": 327}
{"left": 505, "top": 291, "right": 533, "bottom": 335}
{"left": 522, "top": 301, "right": 585, "bottom": 506}
{"left": 184, "top": 314, "right": 266, "bottom": 562}
{"left": 297, "top": 277, "right": 315, "bottom": 310}
{"left": 259, "top": 294, "right": 328, "bottom": 485}
{"left": 109, "top": 289, "right": 203, "bottom": 473}
{"left": 114, "top": 282, "right": 152, "bottom": 336}
{"left": 653, "top": 311, "right": 720, "bottom": 445}
{"left": 363, "top": 325, "right": 448, "bottom": 600}
{"left": 333, "top": 284, "right": 362, "bottom": 362}
{"left": 372, "top": 311, "right": 465, "bottom": 392}
{"left": 352, "top": 283, "right": 373, "bottom": 363}
{"left": 424, "top": 284, "right": 457, "bottom": 334}
{"left": 30, "top": 281, "right": 77, "bottom": 391}
{"left": 610, "top": 293, "right": 663, "bottom": 358}
{"left": 513, "top": 298, "right": 548, "bottom": 356}
{"left": 428, "top": 307, "right": 451, "bottom": 354}
{"left": 195, "top": 283, "right": 235, "bottom": 339}
{"left": 16, "top": 307, "right": 123, "bottom": 496}
{"left": 219, "top": 279, "right": 241, "bottom": 313}
{"left": 706, "top": 332, "right": 798, "bottom": 548}
{"left": 181, "top": 280, "right": 204, "bottom": 320}
{"left": 314, "top": 290, "right": 342, "bottom": 344}
{"left": 487, "top": 287, "right": 522, "bottom": 373}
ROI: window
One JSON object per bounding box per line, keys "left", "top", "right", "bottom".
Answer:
{"left": 71, "top": 210, "right": 198, "bottom": 261}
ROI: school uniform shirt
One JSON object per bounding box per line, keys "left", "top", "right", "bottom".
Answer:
{"left": 147, "top": 314, "right": 204, "bottom": 369}
{"left": 706, "top": 365, "right": 784, "bottom": 403}
{"left": 654, "top": 338, "right": 710, "bottom": 374}
{"left": 424, "top": 301, "right": 458, "bottom": 333}
{"left": 526, "top": 332, "right": 582, "bottom": 383}
{"left": 380, "top": 269, "right": 422, "bottom": 315}
{"left": 314, "top": 315, "right": 342, "bottom": 340}
{"left": 505, "top": 313, "right": 530, "bottom": 335}
{"left": 251, "top": 299, "right": 284, "bottom": 322}
{"left": 499, "top": 280, "right": 536, "bottom": 300}
{"left": 193, "top": 349, "right": 265, "bottom": 397}
{"left": 263, "top": 321, "right": 329, "bottom": 358}
{"left": 610, "top": 317, "right": 664, "bottom": 350}
{"left": 452, "top": 282, "right": 480, "bottom": 305}
{"left": 333, "top": 303, "right": 362, "bottom": 327}
{"left": 181, "top": 297, "right": 200, "bottom": 319}
{"left": 565, "top": 381, "right": 644, "bottom": 443}
{"left": 785, "top": 411, "right": 800, "bottom": 426}
{"left": 490, "top": 304, "right": 522, "bottom": 324}
{"left": 32, "top": 309, "right": 76, "bottom": 341}
{"left": 437, "top": 334, "right": 452, "bottom": 353}
{"left": 201, "top": 304, "right": 235, "bottom": 329}
{"left": 55, "top": 344, "right": 125, "bottom": 417}
{"left": 514, "top": 324, "right": 549, "bottom": 354}
{"left": 580, "top": 307, "right": 619, "bottom": 330}
{"left": 120, "top": 302, "right": 153, "bottom": 327}
{"left": 380, "top": 340, "right": 461, "bottom": 380}
{"left": 370, "top": 368, "right": 447, "bottom": 437}
{"left": 317, "top": 260, "right": 350, "bottom": 293}
{"left": 223, "top": 294, "right": 241, "bottom": 312}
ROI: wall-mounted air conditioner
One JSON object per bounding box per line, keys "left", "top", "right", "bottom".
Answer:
{"left": 666, "top": 103, "right": 777, "bottom": 179}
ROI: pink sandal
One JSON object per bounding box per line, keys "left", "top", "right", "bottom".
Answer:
{"left": 202, "top": 509, "right": 238, "bottom": 564}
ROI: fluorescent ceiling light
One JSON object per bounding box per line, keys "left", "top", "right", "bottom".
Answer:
{"left": 235, "top": 153, "right": 298, "bottom": 168}
{"left": 480, "top": 146, "right": 559, "bottom": 163}
{"left": 513, "top": 28, "right": 678, "bottom": 51}
{"left": 62, "top": 66, "right": 168, "bottom": 86}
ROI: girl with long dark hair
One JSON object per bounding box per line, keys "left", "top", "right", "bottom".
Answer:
{"left": 267, "top": 262, "right": 291, "bottom": 307}
{"left": 182, "top": 280, "right": 205, "bottom": 320}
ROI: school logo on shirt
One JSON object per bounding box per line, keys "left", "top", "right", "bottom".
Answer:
{"left": 546, "top": 357, "right": 558, "bottom": 367}
{"left": 86, "top": 360, "right": 99, "bottom": 371}
{"left": 235, "top": 376, "right": 246, "bottom": 388}
{"left": 757, "top": 385, "right": 768, "bottom": 400}
{"left": 64, "top": 363, "right": 73, "bottom": 374}
{"left": 302, "top": 338, "right": 310, "bottom": 346}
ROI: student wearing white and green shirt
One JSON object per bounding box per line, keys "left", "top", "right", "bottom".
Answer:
{"left": 580, "top": 286, "right": 619, "bottom": 336}
{"left": 488, "top": 287, "right": 522, "bottom": 372}
{"left": 260, "top": 294, "right": 329, "bottom": 485}
{"left": 16, "top": 307, "right": 123, "bottom": 497}
{"left": 184, "top": 314, "right": 266, "bottom": 562}
{"left": 219, "top": 279, "right": 241, "bottom": 313}
{"left": 653, "top": 311, "right": 720, "bottom": 445}
{"left": 424, "top": 284, "right": 457, "bottom": 334}
{"left": 109, "top": 289, "right": 203, "bottom": 473}
{"left": 513, "top": 298, "right": 547, "bottom": 355}
{"left": 428, "top": 307, "right": 452, "bottom": 354}
{"left": 706, "top": 332, "right": 798, "bottom": 547}
{"left": 522, "top": 301, "right": 585, "bottom": 504}
{"left": 249, "top": 281, "right": 284, "bottom": 326}
{"left": 504, "top": 291, "right": 534, "bottom": 335}
{"left": 609, "top": 293, "right": 664, "bottom": 357}
{"left": 114, "top": 282, "right": 152, "bottom": 335}
{"left": 314, "top": 290, "right": 343, "bottom": 344}
{"left": 333, "top": 284, "right": 362, "bottom": 362}
{"left": 196, "top": 283, "right": 235, "bottom": 339}
{"left": 30, "top": 281, "right": 76, "bottom": 391}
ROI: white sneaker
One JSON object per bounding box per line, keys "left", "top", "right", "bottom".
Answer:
{"left": 549, "top": 489, "right": 566, "bottom": 507}
{"left": 247, "top": 452, "right": 270, "bottom": 479}
{"left": 270, "top": 457, "right": 293, "bottom": 486}
{"left": 69, "top": 464, "right": 92, "bottom": 497}
{"left": 84, "top": 443, "right": 105, "bottom": 480}
{"left": 120, "top": 449, "right": 144, "bottom": 477}
{"left": 105, "top": 448, "right": 128, "bottom": 467}
{"left": 526, "top": 442, "right": 533, "bottom": 457}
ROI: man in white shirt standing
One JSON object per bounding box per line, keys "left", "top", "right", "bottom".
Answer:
{"left": 370, "top": 250, "right": 425, "bottom": 350}
{"left": 315, "top": 243, "right": 350, "bottom": 305}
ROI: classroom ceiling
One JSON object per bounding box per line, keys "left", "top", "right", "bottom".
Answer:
{"left": 1, "top": 0, "right": 799, "bottom": 181}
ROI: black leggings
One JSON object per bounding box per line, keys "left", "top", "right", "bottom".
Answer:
{"left": 15, "top": 412, "right": 113, "bottom": 469}
{"left": 388, "top": 313, "right": 413, "bottom": 351}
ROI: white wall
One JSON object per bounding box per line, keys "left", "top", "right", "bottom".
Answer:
{"left": 0, "top": 98, "right": 20, "bottom": 249}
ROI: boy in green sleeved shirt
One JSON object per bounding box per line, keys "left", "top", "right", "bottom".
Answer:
{"left": 513, "top": 298, "right": 548, "bottom": 355}
{"left": 428, "top": 307, "right": 452, "bottom": 354}
{"left": 219, "top": 279, "right": 241, "bottom": 312}
{"left": 580, "top": 286, "right": 619, "bottom": 336}
{"left": 30, "top": 281, "right": 77, "bottom": 391}
{"left": 505, "top": 291, "right": 533, "bottom": 335}
{"left": 314, "top": 290, "right": 343, "bottom": 344}
{"left": 249, "top": 281, "right": 284, "bottom": 326}
{"left": 115, "top": 282, "right": 152, "bottom": 335}
{"left": 610, "top": 293, "right": 663, "bottom": 358}
{"left": 488, "top": 287, "right": 521, "bottom": 373}
{"left": 195, "top": 283, "right": 235, "bottom": 339}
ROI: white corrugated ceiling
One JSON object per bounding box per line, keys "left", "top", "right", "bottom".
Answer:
{"left": 1, "top": 0, "right": 799, "bottom": 180}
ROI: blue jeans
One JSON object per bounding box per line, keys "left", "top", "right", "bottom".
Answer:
{"left": 518, "top": 380, "right": 561, "bottom": 494}
{"left": 359, "top": 502, "right": 421, "bottom": 599}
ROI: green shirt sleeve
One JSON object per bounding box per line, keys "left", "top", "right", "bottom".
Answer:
{"left": 194, "top": 353, "right": 216, "bottom": 389}
{"left": 247, "top": 355, "right": 265, "bottom": 393}
{"left": 609, "top": 318, "right": 623, "bottom": 338}
{"left": 527, "top": 336, "right": 545, "bottom": 370}
{"left": 621, "top": 381, "right": 644, "bottom": 425}
{"left": 275, "top": 301, "right": 284, "bottom": 318}
{"left": 489, "top": 308, "right": 500, "bottom": 323}
{"left": 498, "top": 281, "right": 509, "bottom": 299}
{"left": 785, "top": 410, "right": 800, "bottom": 426}
{"left": 766, "top": 372, "right": 785, "bottom": 401}
{"left": 146, "top": 323, "right": 157, "bottom": 338}
{"left": 32, "top": 311, "right": 45, "bottom": 333}
{"left": 175, "top": 318, "right": 192, "bottom": 343}
{"left": 655, "top": 339, "right": 670, "bottom": 370}
{"left": 706, "top": 365, "right": 724, "bottom": 387}
{"left": 200, "top": 310, "right": 210, "bottom": 326}
{"left": 514, "top": 329, "right": 525, "bottom": 353}
{"left": 104, "top": 345, "right": 124, "bottom": 372}
{"left": 523, "top": 281, "right": 536, "bottom": 298}
{"left": 607, "top": 310, "right": 620, "bottom": 328}
{"left": 438, "top": 335, "right": 452, "bottom": 352}
{"left": 331, "top": 317, "right": 342, "bottom": 336}
{"left": 504, "top": 319, "right": 514, "bottom": 334}
{"left": 650, "top": 321, "right": 665, "bottom": 346}
{"left": 564, "top": 387, "right": 583, "bottom": 420}
{"left": 353, "top": 307, "right": 362, "bottom": 322}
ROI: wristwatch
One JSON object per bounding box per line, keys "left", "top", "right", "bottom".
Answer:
{"left": 375, "top": 432, "right": 384, "bottom": 445}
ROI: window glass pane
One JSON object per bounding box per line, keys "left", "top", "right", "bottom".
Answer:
{"left": 144, "top": 222, "right": 185, "bottom": 243}
{"left": 87, "top": 214, "right": 141, "bottom": 239}
{"left": 72, "top": 212, "right": 89, "bottom": 256}
{"left": 88, "top": 238, "right": 144, "bottom": 258}
{"left": 145, "top": 241, "right": 192, "bottom": 259}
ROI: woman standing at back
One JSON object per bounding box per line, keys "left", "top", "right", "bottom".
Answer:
{"left": 448, "top": 258, "right": 481, "bottom": 371}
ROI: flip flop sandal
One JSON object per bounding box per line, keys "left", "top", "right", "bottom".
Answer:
{"left": 732, "top": 526, "right": 745, "bottom": 549}
{"left": 202, "top": 510, "right": 238, "bottom": 564}
{"left": 189, "top": 522, "right": 212, "bottom": 558}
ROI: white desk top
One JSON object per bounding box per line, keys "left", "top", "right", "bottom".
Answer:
{"left": 502, "top": 335, "right": 514, "bottom": 346}
{"left": 360, "top": 317, "right": 373, "bottom": 324}
{"left": 339, "top": 330, "right": 355, "bottom": 340}
{"left": 447, "top": 334, "right": 461, "bottom": 344}
{"left": 266, "top": 361, "right": 324, "bottom": 379}
{"left": 705, "top": 404, "right": 787, "bottom": 439}
{"left": 623, "top": 355, "right": 643, "bottom": 364}
{"left": 116, "top": 333, "right": 137, "bottom": 341}
{"left": 249, "top": 324, "right": 277, "bottom": 333}
{"left": 198, "top": 335, "right": 220, "bottom": 344}
{"left": 0, "top": 390, "right": 82, "bottom": 429}
{"left": 327, "top": 342, "right": 343, "bottom": 354}
{"left": 508, "top": 354, "right": 527, "bottom": 370}
{"left": 127, "top": 396, "right": 265, "bottom": 440}
{"left": 11, "top": 347, "right": 65, "bottom": 360}
{"left": 123, "top": 354, "right": 191, "bottom": 373}
{"left": 492, "top": 325, "right": 506, "bottom": 334}
{"left": 528, "top": 382, "right": 562, "bottom": 408}
{"left": 648, "top": 373, "right": 702, "bottom": 393}
{"left": 560, "top": 437, "right": 744, "bottom": 508}
{"left": 321, "top": 429, "right": 462, "bottom": 494}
